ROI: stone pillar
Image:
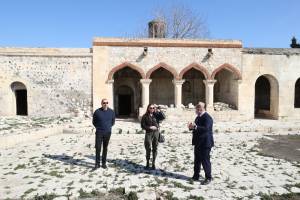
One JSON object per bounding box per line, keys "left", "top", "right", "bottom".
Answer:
{"left": 203, "top": 80, "right": 216, "bottom": 111}
{"left": 173, "top": 79, "right": 185, "bottom": 108}
{"left": 236, "top": 79, "right": 242, "bottom": 110}
{"left": 140, "top": 79, "right": 152, "bottom": 108}
{"left": 107, "top": 80, "right": 114, "bottom": 109}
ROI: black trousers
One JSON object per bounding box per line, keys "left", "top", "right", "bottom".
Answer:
{"left": 95, "top": 133, "right": 111, "bottom": 165}
{"left": 193, "top": 147, "right": 212, "bottom": 179}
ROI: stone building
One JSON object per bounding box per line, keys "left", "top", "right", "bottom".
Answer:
{"left": 1, "top": 28, "right": 300, "bottom": 121}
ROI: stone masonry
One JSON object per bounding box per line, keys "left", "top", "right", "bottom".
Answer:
{"left": 1, "top": 38, "right": 300, "bottom": 121}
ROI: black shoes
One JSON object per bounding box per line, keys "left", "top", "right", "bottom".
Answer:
{"left": 145, "top": 160, "right": 150, "bottom": 170}
{"left": 93, "top": 163, "right": 107, "bottom": 170}
{"left": 201, "top": 178, "right": 212, "bottom": 185}
{"left": 192, "top": 175, "right": 199, "bottom": 181}
{"left": 144, "top": 162, "right": 156, "bottom": 170}
{"left": 151, "top": 164, "right": 156, "bottom": 170}
{"left": 102, "top": 164, "right": 107, "bottom": 169}
{"left": 192, "top": 175, "right": 212, "bottom": 184}
{"left": 93, "top": 164, "right": 100, "bottom": 170}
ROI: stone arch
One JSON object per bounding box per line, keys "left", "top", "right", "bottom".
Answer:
{"left": 295, "top": 78, "right": 300, "bottom": 108}
{"left": 146, "top": 62, "right": 179, "bottom": 79}
{"left": 179, "top": 63, "right": 210, "bottom": 79}
{"left": 181, "top": 66, "right": 206, "bottom": 106}
{"left": 108, "top": 62, "right": 146, "bottom": 81}
{"left": 254, "top": 74, "right": 279, "bottom": 119}
{"left": 11, "top": 81, "right": 28, "bottom": 116}
{"left": 113, "top": 66, "right": 142, "bottom": 117}
{"left": 211, "top": 63, "right": 242, "bottom": 80}
{"left": 213, "top": 67, "right": 239, "bottom": 110}
{"left": 149, "top": 67, "right": 175, "bottom": 106}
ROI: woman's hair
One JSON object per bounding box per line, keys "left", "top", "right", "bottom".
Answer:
{"left": 144, "top": 104, "right": 154, "bottom": 115}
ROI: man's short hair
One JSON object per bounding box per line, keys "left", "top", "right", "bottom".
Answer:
{"left": 196, "top": 102, "right": 206, "bottom": 109}
{"left": 101, "top": 98, "right": 108, "bottom": 103}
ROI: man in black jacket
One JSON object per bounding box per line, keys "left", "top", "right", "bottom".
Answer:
{"left": 188, "top": 102, "right": 214, "bottom": 185}
{"left": 92, "top": 98, "right": 115, "bottom": 169}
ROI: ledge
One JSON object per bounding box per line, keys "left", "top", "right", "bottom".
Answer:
{"left": 93, "top": 37, "right": 243, "bottom": 48}
{"left": 0, "top": 47, "right": 93, "bottom": 57}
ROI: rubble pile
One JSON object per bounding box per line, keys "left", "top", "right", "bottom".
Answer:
{"left": 214, "top": 102, "right": 236, "bottom": 111}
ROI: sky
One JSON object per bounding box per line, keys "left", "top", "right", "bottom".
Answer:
{"left": 0, "top": 0, "right": 299, "bottom": 48}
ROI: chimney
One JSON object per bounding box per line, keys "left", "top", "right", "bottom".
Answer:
{"left": 148, "top": 19, "right": 166, "bottom": 38}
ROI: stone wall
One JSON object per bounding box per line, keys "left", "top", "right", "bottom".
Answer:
{"left": 0, "top": 48, "right": 92, "bottom": 117}
{"left": 1, "top": 39, "right": 300, "bottom": 122}
{"left": 240, "top": 48, "right": 300, "bottom": 120}
{"left": 93, "top": 38, "right": 243, "bottom": 111}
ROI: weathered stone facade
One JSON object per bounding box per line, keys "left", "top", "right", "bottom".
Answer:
{"left": 0, "top": 48, "right": 92, "bottom": 117}
{"left": 1, "top": 38, "right": 300, "bottom": 121}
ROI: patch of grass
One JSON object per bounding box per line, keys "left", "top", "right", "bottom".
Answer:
{"left": 67, "top": 181, "right": 74, "bottom": 186}
{"left": 33, "top": 192, "right": 59, "bottom": 200}
{"left": 171, "top": 181, "right": 193, "bottom": 191}
{"left": 284, "top": 183, "right": 300, "bottom": 191}
{"left": 147, "top": 180, "right": 159, "bottom": 188}
{"left": 188, "top": 195, "right": 204, "bottom": 200}
{"left": 109, "top": 187, "right": 125, "bottom": 195}
{"left": 126, "top": 191, "right": 138, "bottom": 200}
{"left": 78, "top": 188, "right": 102, "bottom": 198}
{"left": 14, "top": 164, "right": 26, "bottom": 170}
{"left": 239, "top": 186, "right": 247, "bottom": 190}
{"left": 23, "top": 188, "right": 37, "bottom": 196}
{"left": 4, "top": 171, "right": 17, "bottom": 175}
{"left": 163, "top": 191, "right": 179, "bottom": 200}
{"left": 259, "top": 192, "right": 300, "bottom": 200}
{"left": 79, "top": 179, "right": 92, "bottom": 183}
{"left": 188, "top": 178, "right": 194, "bottom": 185}
{"left": 46, "top": 170, "right": 64, "bottom": 178}
{"left": 154, "top": 177, "right": 166, "bottom": 185}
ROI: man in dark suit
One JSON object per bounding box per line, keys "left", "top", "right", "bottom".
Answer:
{"left": 188, "top": 102, "right": 214, "bottom": 185}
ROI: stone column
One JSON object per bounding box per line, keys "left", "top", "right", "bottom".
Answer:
{"left": 203, "top": 80, "right": 216, "bottom": 111}
{"left": 140, "top": 79, "right": 152, "bottom": 108}
{"left": 106, "top": 80, "right": 114, "bottom": 109}
{"left": 173, "top": 79, "right": 185, "bottom": 108}
{"left": 236, "top": 79, "right": 242, "bottom": 110}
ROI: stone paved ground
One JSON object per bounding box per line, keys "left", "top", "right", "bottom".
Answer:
{"left": 0, "top": 118, "right": 300, "bottom": 199}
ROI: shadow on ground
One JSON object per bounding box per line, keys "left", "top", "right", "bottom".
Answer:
{"left": 43, "top": 153, "right": 192, "bottom": 180}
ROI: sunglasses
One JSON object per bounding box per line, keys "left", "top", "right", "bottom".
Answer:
{"left": 102, "top": 102, "right": 109, "bottom": 104}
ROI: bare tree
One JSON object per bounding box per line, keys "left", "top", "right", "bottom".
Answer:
{"left": 134, "top": 4, "right": 209, "bottom": 39}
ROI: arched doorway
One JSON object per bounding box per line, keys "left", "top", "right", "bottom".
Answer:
{"left": 11, "top": 82, "right": 28, "bottom": 116}
{"left": 182, "top": 68, "right": 206, "bottom": 106}
{"left": 295, "top": 78, "right": 300, "bottom": 108}
{"left": 149, "top": 67, "right": 175, "bottom": 106}
{"left": 254, "top": 75, "right": 279, "bottom": 119}
{"left": 213, "top": 69, "right": 239, "bottom": 110}
{"left": 113, "top": 66, "right": 142, "bottom": 117}
{"left": 116, "top": 85, "right": 134, "bottom": 116}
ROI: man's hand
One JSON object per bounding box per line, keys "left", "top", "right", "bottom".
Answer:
{"left": 188, "top": 122, "right": 196, "bottom": 130}
{"left": 150, "top": 126, "right": 157, "bottom": 130}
